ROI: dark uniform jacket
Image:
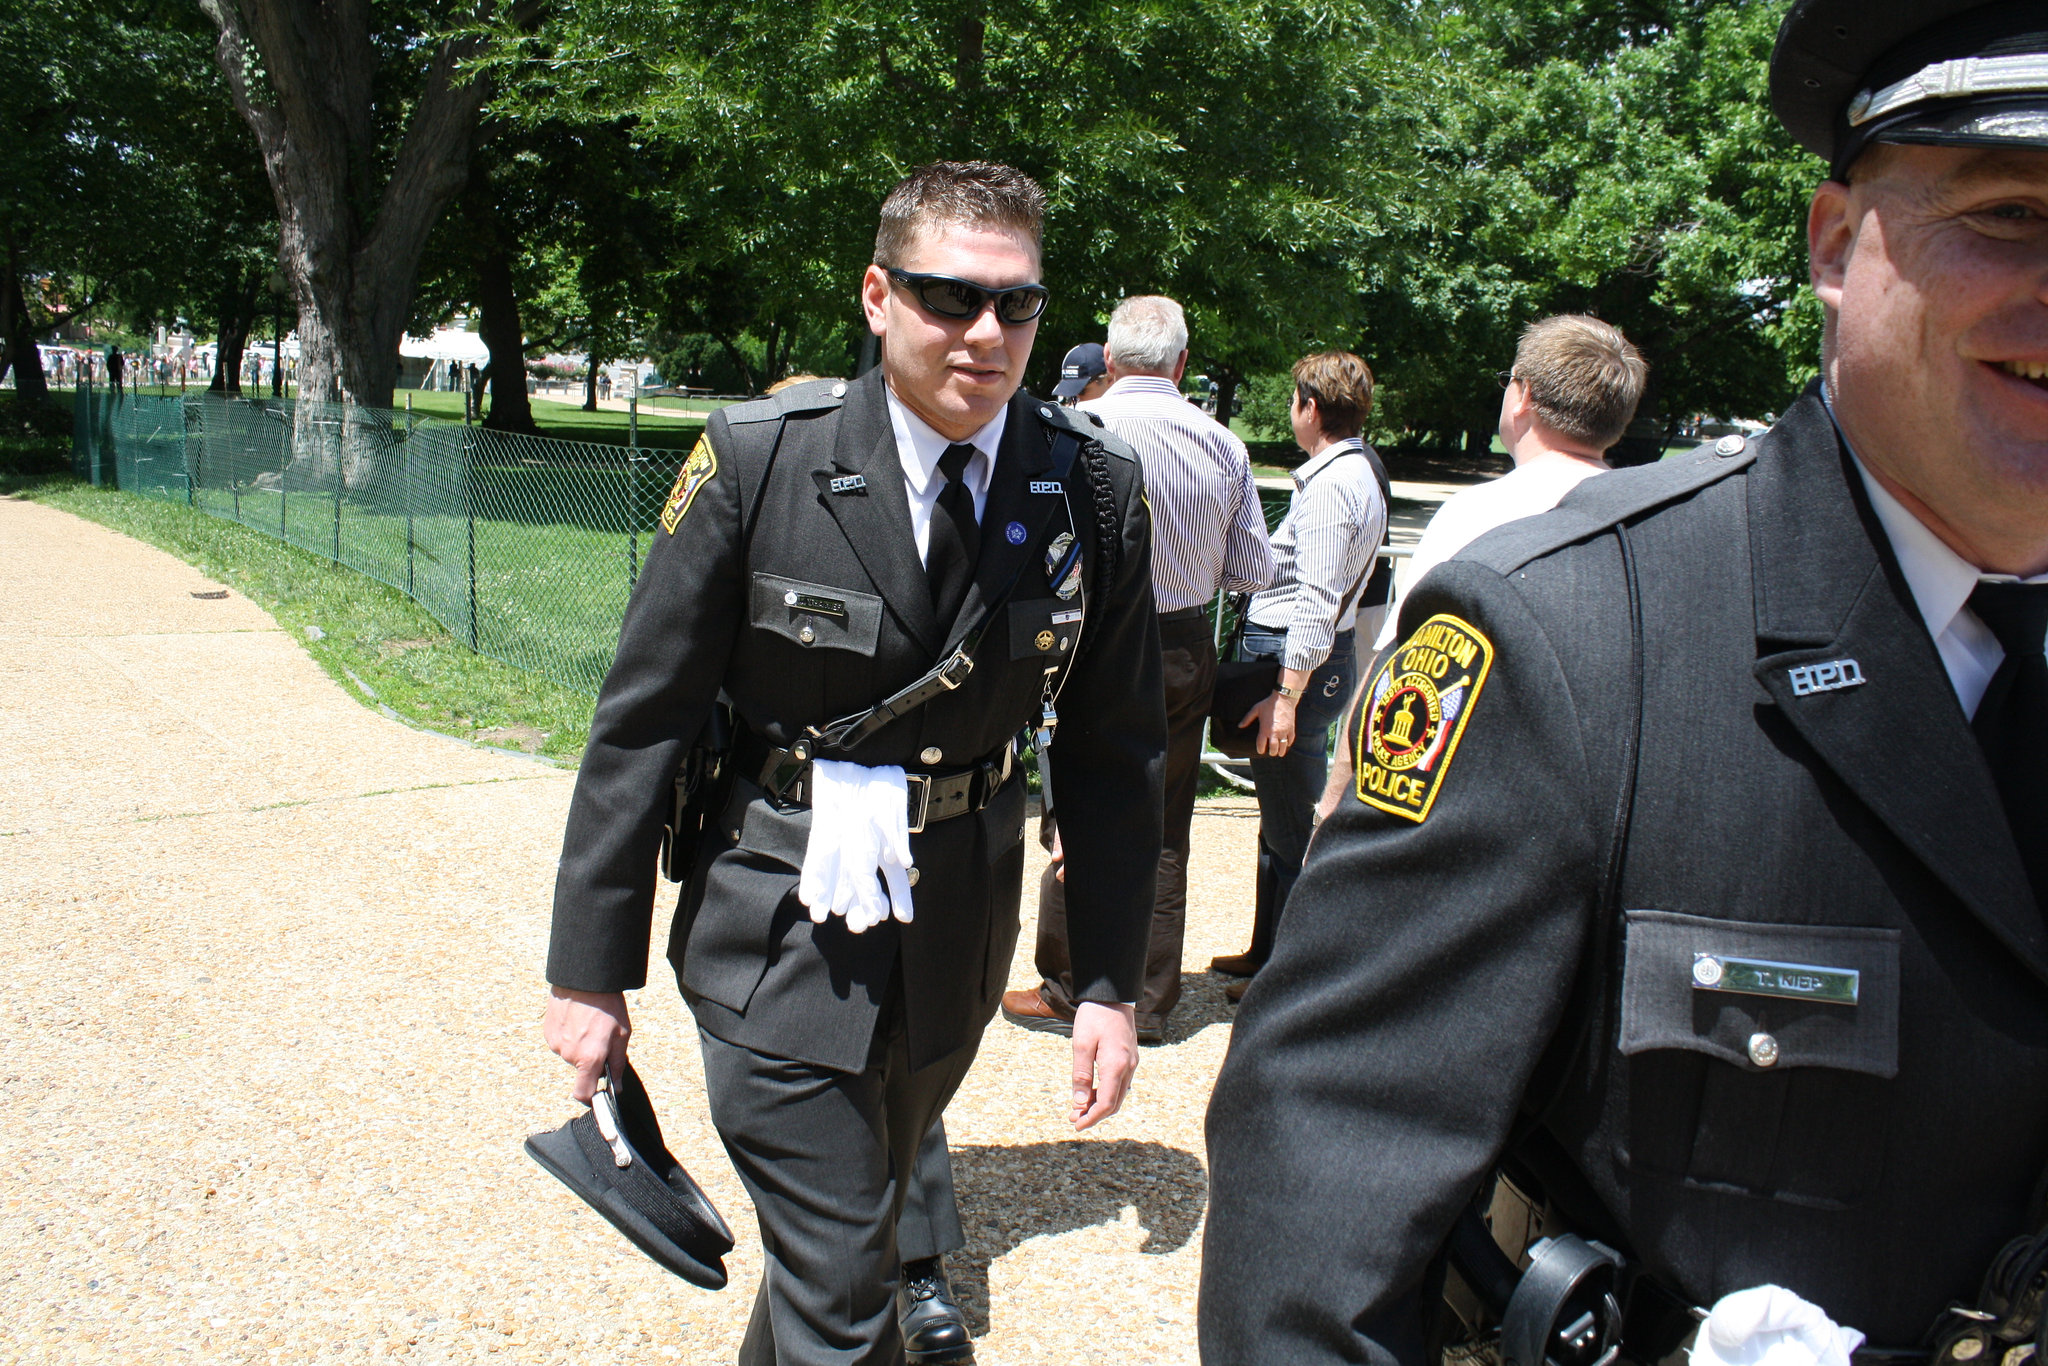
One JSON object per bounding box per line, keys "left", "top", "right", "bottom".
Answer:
{"left": 547, "top": 371, "right": 1165, "bottom": 1074}
{"left": 1202, "top": 388, "right": 2048, "bottom": 1362}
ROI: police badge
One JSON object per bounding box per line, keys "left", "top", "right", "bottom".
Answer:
{"left": 1045, "top": 531, "right": 1083, "bottom": 600}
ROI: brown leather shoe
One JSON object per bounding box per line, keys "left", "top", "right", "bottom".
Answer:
{"left": 1224, "top": 977, "right": 1250, "bottom": 1004}
{"left": 1000, "top": 987, "right": 1074, "bottom": 1037}
{"left": 1210, "top": 951, "right": 1265, "bottom": 978}
{"left": 1135, "top": 1013, "right": 1167, "bottom": 1045}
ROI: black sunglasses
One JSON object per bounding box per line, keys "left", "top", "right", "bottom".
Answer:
{"left": 887, "top": 268, "right": 1049, "bottom": 325}
{"left": 1496, "top": 369, "right": 1518, "bottom": 388}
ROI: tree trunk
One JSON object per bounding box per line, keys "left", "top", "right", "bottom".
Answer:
{"left": 199, "top": 0, "right": 502, "bottom": 449}
{"left": 1, "top": 251, "right": 51, "bottom": 408}
{"left": 583, "top": 348, "right": 600, "bottom": 411}
{"left": 1210, "top": 367, "right": 1241, "bottom": 431}
{"left": 208, "top": 266, "right": 265, "bottom": 397}
{"left": 476, "top": 242, "right": 536, "bottom": 433}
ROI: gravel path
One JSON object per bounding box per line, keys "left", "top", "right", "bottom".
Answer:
{"left": 0, "top": 495, "right": 1270, "bottom": 1364}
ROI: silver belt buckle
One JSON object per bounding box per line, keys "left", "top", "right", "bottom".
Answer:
{"left": 905, "top": 774, "right": 931, "bottom": 833}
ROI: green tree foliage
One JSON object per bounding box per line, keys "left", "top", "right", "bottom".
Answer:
{"left": 476, "top": 0, "right": 1393, "bottom": 410}
{"left": 1356, "top": 0, "right": 1822, "bottom": 457}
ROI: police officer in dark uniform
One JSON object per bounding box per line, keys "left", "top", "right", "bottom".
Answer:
{"left": 1202, "top": 4, "right": 2048, "bottom": 1362}
{"left": 543, "top": 161, "right": 1164, "bottom": 1365}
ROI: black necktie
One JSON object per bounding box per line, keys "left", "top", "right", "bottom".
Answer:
{"left": 1969, "top": 581, "right": 2048, "bottom": 909}
{"left": 927, "top": 443, "right": 980, "bottom": 625}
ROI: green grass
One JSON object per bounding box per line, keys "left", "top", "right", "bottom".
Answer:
{"left": 404, "top": 388, "right": 705, "bottom": 449}
{"left": 4, "top": 471, "right": 598, "bottom": 765}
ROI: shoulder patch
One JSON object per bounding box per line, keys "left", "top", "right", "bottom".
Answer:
{"left": 1355, "top": 613, "right": 1495, "bottom": 822}
{"left": 660, "top": 435, "right": 718, "bottom": 534}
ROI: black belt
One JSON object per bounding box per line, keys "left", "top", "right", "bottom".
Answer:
{"left": 732, "top": 730, "right": 1015, "bottom": 834}
{"left": 1158, "top": 605, "right": 1208, "bottom": 623}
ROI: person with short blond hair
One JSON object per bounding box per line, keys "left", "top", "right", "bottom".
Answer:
{"left": 1511, "top": 313, "right": 1647, "bottom": 451}
{"left": 1363, "top": 315, "right": 1644, "bottom": 656}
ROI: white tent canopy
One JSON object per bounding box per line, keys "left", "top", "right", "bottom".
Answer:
{"left": 399, "top": 327, "right": 491, "bottom": 364}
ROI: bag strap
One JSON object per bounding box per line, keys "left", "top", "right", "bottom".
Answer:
{"left": 803, "top": 426, "right": 1087, "bottom": 759}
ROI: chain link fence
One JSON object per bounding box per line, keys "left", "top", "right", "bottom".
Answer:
{"left": 70, "top": 384, "right": 691, "bottom": 693}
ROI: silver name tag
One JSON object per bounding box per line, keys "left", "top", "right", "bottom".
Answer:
{"left": 829, "top": 474, "right": 867, "bottom": 494}
{"left": 1692, "top": 953, "right": 1859, "bottom": 1004}
{"left": 1788, "top": 658, "right": 1864, "bottom": 696}
{"left": 1029, "top": 480, "right": 1062, "bottom": 494}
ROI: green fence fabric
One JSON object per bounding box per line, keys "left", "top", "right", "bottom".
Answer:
{"left": 65, "top": 388, "right": 1297, "bottom": 700}
{"left": 71, "top": 389, "right": 693, "bottom": 694}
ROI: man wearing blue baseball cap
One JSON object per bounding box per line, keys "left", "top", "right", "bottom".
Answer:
{"left": 1204, "top": 2, "right": 2048, "bottom": 1362}
{"left": 1052, "top": 341, "right": 1110, "bottom": 405}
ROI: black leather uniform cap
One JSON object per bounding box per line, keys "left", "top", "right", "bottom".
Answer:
{"left": 1771, "top": 0, "right": 2048, "bottom": 179}
{"left": 524, "top": 1062, "right": 736, "bottom": 1290}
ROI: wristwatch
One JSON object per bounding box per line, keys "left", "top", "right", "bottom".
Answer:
{"left": 1275, "top": 684, "right": 1303, "bottom": 700}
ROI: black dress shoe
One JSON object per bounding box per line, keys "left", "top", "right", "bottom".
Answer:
{"left": 899, "top": 1256, "right": 975, "bottom": 1364}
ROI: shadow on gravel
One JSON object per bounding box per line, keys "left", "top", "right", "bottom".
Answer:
{"left": 947, "top": 1138, "right": 1208, "bottom": 1338}
{"left": 1164, "top": 970, "right": 1238, "bottom": 1042}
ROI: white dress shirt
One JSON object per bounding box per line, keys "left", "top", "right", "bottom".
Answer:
{"left": 1373, "top": 456, "right": 1607, "bottom": 650}
{"left": 1853, "top": 455, "right": 2048, "bottom": 720}
{"left": 885, "top": 381, "right": 1003, "bottom": 565}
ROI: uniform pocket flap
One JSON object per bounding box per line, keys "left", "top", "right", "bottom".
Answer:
{"left": 750, "top": 573, "right": 883, "bottom": 655}
{"left": 723, "top": 780, "right": 811, "bottom": 870}
{"left": 1619, "top": 910, "right": 1900, "bottom": 1078}
{"left": 1008, "top": 598, "right": 1078, "bottom": 661}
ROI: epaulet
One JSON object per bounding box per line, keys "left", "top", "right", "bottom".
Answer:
{"left": 1461, "top": 435, "right": 1758, "bottom": 576}
{"left": 722, "top": 378, "right": 850, "bottom": 425}
{"left": 1032, "top": 398, "right": 1136, "bottom": 462}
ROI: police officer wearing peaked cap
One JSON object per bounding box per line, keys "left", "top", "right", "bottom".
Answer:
{"left": 1202, "top": 3, "right": 2048, "bottom": 1362}
{"left": 542, "top": 161, "right": 1166, "bottom": 1365}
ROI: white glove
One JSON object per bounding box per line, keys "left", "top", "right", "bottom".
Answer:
{"left": 873, "top": 770, "right": 915, "bottom": 927}
{"left": 798, "top": 760, "right": 916, "bottom": 933}
{"left": 1691, "top": 1286, "right": 1864, "bottom": 1366}
{"left": 796, "top": 762, "right": 851, "bottom": 922}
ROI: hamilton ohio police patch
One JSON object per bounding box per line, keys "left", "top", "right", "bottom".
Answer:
{"left": 1355, "top": 613, "right": 1495, "bottom": 822}
{"left": 660, "top": 435, "right": 718, "bottom": 534}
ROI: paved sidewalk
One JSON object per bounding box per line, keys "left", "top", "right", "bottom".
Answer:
{"left": 0, "top": 496, "right": 1254, "bottom": 1363}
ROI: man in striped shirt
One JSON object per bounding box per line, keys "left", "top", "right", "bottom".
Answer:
{"left": 1004, "top": 294, "right": 1275, "bottom": 1044}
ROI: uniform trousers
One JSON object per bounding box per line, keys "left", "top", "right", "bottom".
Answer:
{"left": 701, "top": 990, "right": 979, "bottom": 1366}
{"left": 1035, "top": 610, "right": 1217, "bottom": 1022}
{"left": 895, "top": 1120, "right": 963, "bottom": 1263}
{"left": 1239, "top": 628, "right": 1356, "bottom": 964}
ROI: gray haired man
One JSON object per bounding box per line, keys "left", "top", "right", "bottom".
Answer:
{"left": 1004, "top": 295, "right": 1275, "bottom": 1043}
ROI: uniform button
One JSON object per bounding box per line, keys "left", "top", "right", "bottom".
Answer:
{"left": 798, "top": 626, "right": 815, "bottom": 644}
{"left": 1058, "top": 635, "right": 1070, "bottom": 652}
{"left": 1692, "top": 955, "right": 1723, "bottom": 987}
{"left": 1952, "top": 1338, "right": 1986, "bottom": 1361}
{"left": 920, "top": 746, "right": 943, "bottom": 764}
{"left": 1747, "top": 1031, "right": 1780, "bottom": 1068}
{"left": 907, "top": 867, "right": 920, "bottom": 886}
{"left": 728, "top": 829, "right": 741, "bottom": 841}
{"left": 784, "top": 590, "right": 798, "bottom": 606}
{"left": 831, "top": 382, "right": 847, "bottom": 397}
{"left": 1039, "top": 405, "right": 1055, "bottom": 419}
{"left": 1715, "top": 433, "right": 1747, "bottom": 457}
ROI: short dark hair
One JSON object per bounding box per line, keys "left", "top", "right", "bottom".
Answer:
{"left": 873, "top": 162, "right": 1047, "bottom": 269}
{"left": 1512, "top": 315, "right": 1647, "bottom": 450}
{"left": 1293, "top": 351, "right": 1375, "bottom": 439}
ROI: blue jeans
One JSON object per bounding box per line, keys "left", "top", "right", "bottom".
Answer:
{"left": 1238, "top": 629, "right": 1356, "bottom": 962}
